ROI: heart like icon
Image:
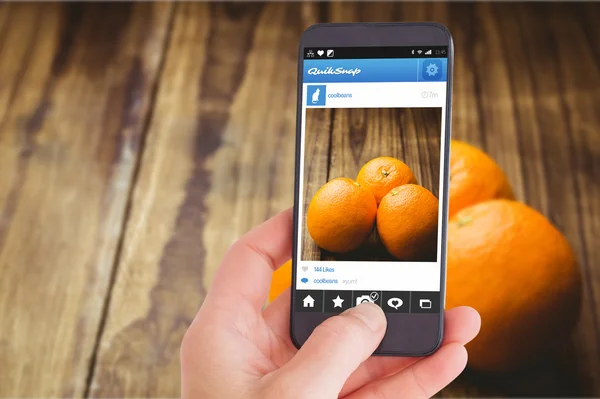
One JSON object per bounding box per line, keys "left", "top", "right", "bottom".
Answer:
{"left": 302, "top": 266, "right": 308, "bottom": 272}
{"left": 317, "top": 50, "right": 324, "bottom": 56}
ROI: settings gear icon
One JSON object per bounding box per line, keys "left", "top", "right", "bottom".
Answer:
{"left": 425, "top": 63, "right": 439, "bottom": 77}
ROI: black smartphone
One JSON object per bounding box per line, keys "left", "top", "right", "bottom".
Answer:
{"left": 290, "top": 23, "right": 453, "bottom": 356}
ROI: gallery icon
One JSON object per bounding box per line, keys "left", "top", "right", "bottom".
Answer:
{"left": 419, "top": 299, "right": 432, "bottom": 309}
{"left": 410, "top": 292, "right": 440, "bottom": 314}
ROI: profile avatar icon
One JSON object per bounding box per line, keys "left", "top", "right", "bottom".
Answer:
{"left": 312, "top": 88, "right": 320, "bottom": 104}
{"left": 307, "top": 85, "right": 326, "bottom": 106}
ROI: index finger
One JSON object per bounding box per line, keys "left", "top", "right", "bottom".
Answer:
{"left": 205, "top": 208, "right": 293, "bottom": 315}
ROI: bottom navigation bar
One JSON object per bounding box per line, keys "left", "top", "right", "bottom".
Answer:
{"left": 295, "top": 290, "right": 441, "bottom": 314}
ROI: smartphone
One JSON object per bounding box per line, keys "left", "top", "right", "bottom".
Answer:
{"left": 290, "top": 23, "right": 453, "bottom": 356}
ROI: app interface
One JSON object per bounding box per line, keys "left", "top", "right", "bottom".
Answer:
{"left": 296, "top": 46, "right": 448, "bottom": 315}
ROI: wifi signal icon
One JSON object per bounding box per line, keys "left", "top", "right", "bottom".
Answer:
{"left": 417, "top": 50, "right": 423, "bottom": 55}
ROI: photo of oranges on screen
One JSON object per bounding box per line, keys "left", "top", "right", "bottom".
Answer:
{"left": 306, "top": 156, "right": 438, "bottom": 261}
{"left": 300, "top": 107, "right": 441, "bottom": 262}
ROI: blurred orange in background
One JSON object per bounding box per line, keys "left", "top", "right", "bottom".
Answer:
{"left": 449, "top": 140, "right": 514, "bottom": 217}
{"left": 268, "top": 140, "right": 581, "bottom": 372}
{"left": 447, "top": 199, "right": 581, "bottom": 371}
{"left": 0, "top": 3, "right": 596, "bottom": 397}
{"left": 268, "top": 260, "right": 292, "bottom": 304}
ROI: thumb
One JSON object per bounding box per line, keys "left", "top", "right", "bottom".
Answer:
{"left": 279, "top": 303, "right": 387, "bottom": 397}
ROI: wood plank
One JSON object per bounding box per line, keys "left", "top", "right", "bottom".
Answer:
{"left": 325, "top": 2, "right": 599, "bottom": 397}
{"left": 39, "top": 2, "right": 596, "bottom": 397}
{"left": 301, "top": 107, "right": 334, "bottom": 262}
{"left": 491, "top": 3, "right": 600, "bottom": 395}
{"left": 88, "top": 3, "right": 309, "bottom": 397}
{"left": 549, "top": 2, "right": 600, "bottom": 394}
{"left": 327, "top": 108, "right": 441, "bottom": 197}
{"left": 432, "top": 3, "right": 592, "bottom": 397}
{"left": 443, "top": 2, "right": 600, "bottom": 397}
{"left": 0, "top": 3, "right": 173, "bottom": 397}
{"left": 442, "top": 3, "right": 486, "bottom": 148}
{"left": 433, "top": 4, "right": 499, "bottom": 397}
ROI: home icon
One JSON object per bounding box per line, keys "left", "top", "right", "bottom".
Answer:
{"left": 303, "top": 295, "right": 315, "bottom": 308}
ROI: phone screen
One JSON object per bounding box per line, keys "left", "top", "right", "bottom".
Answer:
{"left": 292, "top": 39, "right": 451, "bottom": 355}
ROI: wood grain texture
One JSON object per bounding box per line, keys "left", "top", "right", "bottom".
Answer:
{"left": 324, "top": 3, "right": 599, "bottom": 396}
{"left": 88, "top": 3, "right": 304, "bottom": 397}
{"left": 301, "top": 107, "right": 334, "bottom": 262}
{"left": 301, "top": 107, "right": 441, "bottom": 261}
{"left": 439, "top": 2, "right": 600, "bottom": 397}
{"left": 0, "top": 2, "right": 598, "bottom": 398}
{"left": 0, "top": 2, "right": 173, "bottom": 397}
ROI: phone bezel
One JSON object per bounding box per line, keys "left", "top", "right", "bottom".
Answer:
{"left": 290, "top": 22, "right": 454, "bottom": 357}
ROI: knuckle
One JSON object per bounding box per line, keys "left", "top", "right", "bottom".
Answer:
{"left": 180, "top": 328, "right": 197, "bottom": 367}
{"left": 227, "top": 237, "right": 278, "bottom": 273}
{"left": 259, "top": 373, "right": 296, "bottom": 399}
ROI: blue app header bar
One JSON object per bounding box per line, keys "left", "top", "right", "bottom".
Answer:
{"left": 303, "top": 58, "right": 447, "bottom": 83}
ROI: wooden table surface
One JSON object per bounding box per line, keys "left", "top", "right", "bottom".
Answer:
{"left": 0, "top": 2, "right": 598, "bottom": 397}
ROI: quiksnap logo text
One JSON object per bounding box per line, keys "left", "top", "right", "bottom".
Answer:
{"left": 307, "top": 67, "right": 362, "bottom": 76}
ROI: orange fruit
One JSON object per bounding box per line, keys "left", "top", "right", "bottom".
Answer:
{"left": 376, "top": 184, "right": 439, "bottom": 260}
{"left": 357, "top": 157, "right": 417, "bottom": 205}
{"left": 446, "top": 200, "right": 581, "bottom": 371}
{"left": 307, "top": 178, "right": 377, "bottom": 253}
{"left": 449, "top": 140, "right": 514, "bottom": 217}
{"left": 268, "top": 259, "right": 291, "bottom": 303}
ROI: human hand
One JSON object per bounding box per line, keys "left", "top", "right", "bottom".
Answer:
{"left": 181, "top": 208, "right": 481, "bottom": 399}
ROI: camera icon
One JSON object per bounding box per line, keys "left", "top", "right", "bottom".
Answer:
{"left": 355, "top": 295, "right": 374, "bottom": 306}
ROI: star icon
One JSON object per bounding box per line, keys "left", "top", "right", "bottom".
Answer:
{"left": 332, "top": 295, "right": 344, "bottom": 308}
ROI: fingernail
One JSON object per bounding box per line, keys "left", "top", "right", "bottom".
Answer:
{"left": 347, "top": 302, "right": 386, "bottom": 332}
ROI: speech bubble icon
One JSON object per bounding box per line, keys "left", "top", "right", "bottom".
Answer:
{"left": 301, "top": 278, "right": 308, "bottom": 283}
{"left": 387, "top": 297, "right": 403, "bottom": 310}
